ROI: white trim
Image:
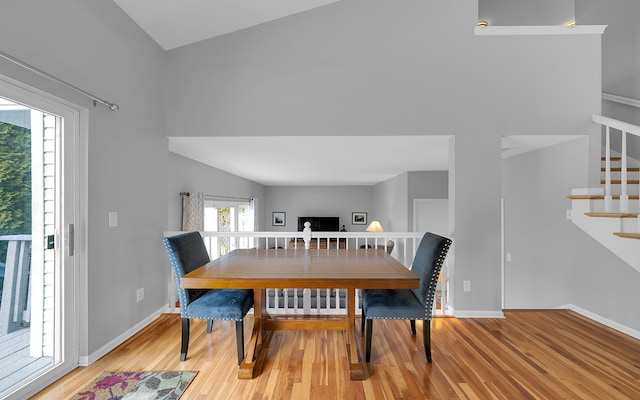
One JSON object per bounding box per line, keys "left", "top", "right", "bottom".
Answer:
{"left": 602, "top": 92, "right": 640, "bottom": 109}
{"left": 593, "top": 114, "right": 640, "bottom": 137}
{"left": 454, "top": 310, "right": 505, "bottom": 318}
{"left": 558, "top": 304, "right": 640, "bottom": 340}
{"left": 79, "top": 305, "right": 169, "bottom": 366}
{"left": 474, "top": 25, "right": 607, "bottom": 36}
{"left": 501, "top": 198, "right": 505, "bottom": 310}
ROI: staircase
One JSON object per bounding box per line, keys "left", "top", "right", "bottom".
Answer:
{"left": 568, "top": 115, "right": 640, "bottom": 272}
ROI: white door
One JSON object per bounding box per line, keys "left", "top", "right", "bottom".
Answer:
{"left": 0, "top": 76, "right": 81, "bottom": 399}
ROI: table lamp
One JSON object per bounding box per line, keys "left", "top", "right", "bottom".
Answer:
{"left": 366, "top": 221, "right": 384, "bottom": 232}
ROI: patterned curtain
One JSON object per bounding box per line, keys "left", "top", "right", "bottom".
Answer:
{"left": 181, "top": 192, "right": 204, "bottom": 231}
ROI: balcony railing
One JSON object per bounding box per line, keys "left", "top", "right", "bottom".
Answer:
{"left": 163, "top": 230, "right": 454, "bottom": 316}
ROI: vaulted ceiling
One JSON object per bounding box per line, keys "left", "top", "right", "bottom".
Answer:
{"left": 113, "top": 0, "right": 343, "bottom": 50}
{"left": 114, "top": 0, "right": 576, "bottom": 185}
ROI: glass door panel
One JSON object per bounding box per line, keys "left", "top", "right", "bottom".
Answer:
{"left": 0, "top": 80, "right": 78, "bottom": 399}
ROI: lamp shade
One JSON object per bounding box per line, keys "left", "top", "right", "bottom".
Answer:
{"left": 366, "top": 221, "right": 384, "bottom": 232}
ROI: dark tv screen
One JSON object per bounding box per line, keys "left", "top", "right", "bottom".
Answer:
{"left": 297, "top": 217, "right": 340, "bottom": 232}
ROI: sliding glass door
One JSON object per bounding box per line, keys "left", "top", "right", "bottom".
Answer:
{"left": 0, "top": 77, "right": 80, "bottom": 399}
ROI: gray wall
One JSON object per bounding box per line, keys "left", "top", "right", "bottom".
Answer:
{"left": 262, "top": 171, "right": 448, "bottom": 238}
{"left": 577, "top": 0, "right": 640, "bottom": 102}
{"left": 264, "top": 185, "right": 373, "bottom": 234}
{"left": 479, "top": 0, "right": 575, "bottom": 26}
{"left": 167, "top": 153, "right": 266, "bottom": 231}
{"left": 373, "top": 173, "right": 409, "bottom": 232}
{"left": 503, "top": 137, "right": 640, "bottom": 330}
{"left": 0, "top": 1, "right": 168, "bottom": 357}
{"left": 577, "top": 0, "right": 640, "bottom": 158}
{"left": 164, "top": 0, "right": 602, "bottom": 314}
{"left": 503, "top": 138, "right": 588, "bottom": 308}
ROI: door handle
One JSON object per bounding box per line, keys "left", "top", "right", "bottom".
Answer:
{"left": 67, "top": 223, "right": 75, "bottom": 256}
{"left": 46, "top": 234, "right": 55, "bottom": 250}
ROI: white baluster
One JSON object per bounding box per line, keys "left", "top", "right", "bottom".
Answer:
{"left": 604, "top": 126, "right": 612, "bottom": 212}
{"left": 621, "top": 131, "right": 629, "bottom": 213}
{"left": 303, "top": 288, "right": 311, "bottom": 314}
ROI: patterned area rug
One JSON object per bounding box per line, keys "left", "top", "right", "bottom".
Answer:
{"left": 69, "top": 370, "right": 197, "bottom": 400}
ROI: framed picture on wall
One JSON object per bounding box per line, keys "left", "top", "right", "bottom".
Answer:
{"left": 272, "top": 212, "right": 286, "bottom": 226}
{"left": 352, "top": 212, "right": 367, "bottom": 225}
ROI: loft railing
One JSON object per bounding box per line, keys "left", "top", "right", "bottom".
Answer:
{"left": 163, "top": 230, "right": 454, "bottom": 316}
{"left": 593, "top": 115, "right": 640, "bottom": 232}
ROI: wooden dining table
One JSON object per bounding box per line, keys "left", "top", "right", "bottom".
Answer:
{"left": 180, "top": 248, "right": 419, "bottom": 380}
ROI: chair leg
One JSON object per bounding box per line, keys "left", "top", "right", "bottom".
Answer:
{"left": 410, "top": 319, "right": 416, "bottom": 335}
{"left": 180, "top": 318, "right": 190, "bottom": 361}
{"left": 361, "top": 309, "right": 366, "bottom": 332}
{"left": 207, "top": 319, "right": 213, "bottom": 333}
{"left": 235, "top": 320, "right": 245, "bottom": 365}
{"left": 365, "top": 319, "right": 373, "bottom": 363}
{"left": 423, "top": 319, "right": 432, "bottom": 363}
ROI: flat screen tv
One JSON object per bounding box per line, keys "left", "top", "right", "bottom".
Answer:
{"left": 297, "top": 216, "right": 340, "bottom": 232}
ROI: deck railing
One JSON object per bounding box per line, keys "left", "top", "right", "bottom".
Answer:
{"left": 0, "top": 235, "right": 32, "bottom": 335}
{"left": 164, "top": 230, "right": 454, "bottom": 316}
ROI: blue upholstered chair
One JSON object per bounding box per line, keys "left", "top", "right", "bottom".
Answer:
{"left": 163, "top": 231, "right": 254, "bottom": 364}
{"left": 361, "top": 232, "right": 451, "bottom": 363}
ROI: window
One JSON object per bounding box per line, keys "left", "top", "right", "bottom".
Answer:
{"left": 204, "top": 200, "right": 254, "bottom": 258}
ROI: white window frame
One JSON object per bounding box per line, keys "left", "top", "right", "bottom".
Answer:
{"left": 204, "top": 200, "right": 254, "bottom": 258}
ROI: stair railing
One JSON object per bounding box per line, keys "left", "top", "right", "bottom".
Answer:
{"left": 593, "top": 114, "right": 640, "bottom": 231}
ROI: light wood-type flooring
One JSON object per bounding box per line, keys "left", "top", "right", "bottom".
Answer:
{"left": 32, "top": 310, "right": 640, "bottom": 399}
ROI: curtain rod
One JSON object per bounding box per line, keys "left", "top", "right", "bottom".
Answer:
{"left": 180, "top": 192, "right": 252, "bottom": 201}
{"left": 0, "top": 50, "right": 120, "bottom": 112}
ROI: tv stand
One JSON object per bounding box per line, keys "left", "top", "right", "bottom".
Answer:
{"left": 288, "top": 238, "right": 346, "bottom": 249}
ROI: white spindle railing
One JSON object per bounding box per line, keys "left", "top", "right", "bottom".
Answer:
{"left": 593, "top": 115, "right": 640, "bottom": 230}
{"left": 164, "top": 230, "right": 454, "bottom": 316}
{"left": 0, "top": 235, "right": 32, "bottom": 335}
{"left": 604, "top": 125, "right": 612, "bottom": 211}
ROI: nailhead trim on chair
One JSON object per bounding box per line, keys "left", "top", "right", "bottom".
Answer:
{"left": 164, "top": 237, "right": 244, "bottom": 322}
{"left": 422, "top": 240, "right": 451, "bottom": 319}
{"left": 363, "top": 238, "right": 451, "bottom": 321}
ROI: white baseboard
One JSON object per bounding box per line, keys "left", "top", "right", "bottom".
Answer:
{"left": 558, "top": 304, "right": 640, "bottom": 340}
{"left": 453, "top": 310, "right": 505, "bottom": 318}
{"left": 79, "top": 304, "right": 170, "bottom": 366}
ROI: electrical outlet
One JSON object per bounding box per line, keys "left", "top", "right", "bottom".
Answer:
{"left": 136, "top": 287, "right": 144, "bottom": 302}
{"left": 506, "top": 253, "right": 512, "bottom": 262}
{"left": 566, "top": 209, "right": 572, "bottom": 220}
{"left": 463, "top": 280, "right": 471, "bottom": 292}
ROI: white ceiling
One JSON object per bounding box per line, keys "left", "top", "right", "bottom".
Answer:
{"left": 169, "top": 136, "right": 451, "bottom": 186}
{"left": 115, "top": 2, "right": 582, "bottom": 187}
{"left": 113, "top": 0, "right": 342, "bottom": 51}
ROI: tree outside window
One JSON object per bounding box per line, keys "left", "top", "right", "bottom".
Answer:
{"left": 204, "top": 201, "right": 253, "bottom": 259}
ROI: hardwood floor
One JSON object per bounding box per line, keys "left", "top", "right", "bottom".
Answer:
{"left": 32, "top": 310, "right": 640, "bottom": 399}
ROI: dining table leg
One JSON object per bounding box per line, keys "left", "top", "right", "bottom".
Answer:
{"left": 346, "top": 288, "right": 367, "bottom": 380}
{"left": 239, "top": 288, "right": 270, "bottom": 379}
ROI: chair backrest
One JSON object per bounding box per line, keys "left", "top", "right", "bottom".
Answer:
{"left": 163, "top": 232, "right": 211, "bottom": 315}
{"left": 386, "top": 240, "right": 395, "bottom": 255}
{"left": 410, "top": 232, "right": 452, "bottom": 312}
